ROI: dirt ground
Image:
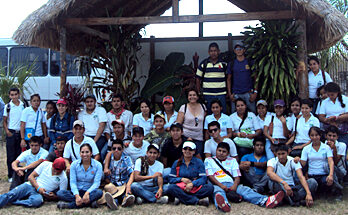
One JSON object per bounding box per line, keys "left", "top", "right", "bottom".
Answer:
{"left": 0, "top": 144, "right": 347, "bottom": 215}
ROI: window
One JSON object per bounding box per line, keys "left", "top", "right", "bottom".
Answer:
{"left": 9, "top": 47, "right": 48, "bottom": 76}
{"left": 50, "top": 51, "right": 80, "bottom": 76}
{"left": 0, "top": 48, "right": 8, "bottom": 69}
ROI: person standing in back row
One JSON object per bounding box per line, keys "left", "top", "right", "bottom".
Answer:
{"left": 196, "top": 42, "right": 227, "bottom": 114}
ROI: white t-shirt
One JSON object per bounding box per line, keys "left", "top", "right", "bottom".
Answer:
{"left": 301, "top": 143, "right": 333, "bottom": 176}
{"left": 3, "top": 100, "right": 25, "bottom": 131}
{"left": 204, "top": 157, "right": 240, "bottom": 184}
{"left": 325, "top": 140, "right": 347, "bottom": 175}
{"left": 78, "top": 107, "right": 107, "bottom": 136}
{"left": 156, "top": 111, "right": 178, "bottom": 130}
{"left": 45, "top": 112, "right": 52, "bottom": 130}
{"left": 124, "top": 140, "right": 150, "bottom": 164}
{"left": 230, "top": 112, "right": 261, "bottom": 132}
{"left": 293, "top": 114, "right": 320, "bottom": 144}
{"left": 17, "top": 147, "right": 49, "bottom": 165}
{"left": 256, "top": 112, "right": 274, "bottom": 130}
{"left": 264, "top": 115, "right": 287, "bottom": 139}
{"left": 63, "top": 136, "right": 100, "bottom": 161}
{"left": 20, "top": 107, "right": 46, "bottom": 136}
{"left": 204, "top": 113, "right": 232, "bottom": 137}
{"left": 134, "top": 158, "right": 163, "bottom": 187}
{"left": 28, "top": 161, "right": 68, "bottom": 192}
{"left": 319, "top": 96, "right": 348, "bottom": 118}
{"left": 204, "top": 138, "right": 237, "bottom": 157}
{"left": 133, "top": 113, "right": 154, "bottom": 136}
{"left": 286, "top": 113, "right": 298, "bottom": 132}
{"left": 308, "top": 70, "right": 332, "bottom": 99}
{"left": 267, "top": 156, "right": 301, "bottom": 186}
{"left": 105, "top": 110, "right": 133, "bottom": 138}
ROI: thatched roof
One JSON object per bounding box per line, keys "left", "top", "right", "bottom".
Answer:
{"left": 13, "top": 0, "right": 348, "bottom": 55}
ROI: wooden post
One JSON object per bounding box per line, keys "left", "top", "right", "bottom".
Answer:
{"left": 59, "top": 26, "right": 67, "bottom": 98}
{"left": 296, "top": 19, "right": 308, "bottom": 99}
{"left": 150, "top": 36, "right": 155, "bottom": 63}
{"left": 228, "top": 33, "right": 233, "bottom": 52}
{"left": 172, "top": 0, "right": 179, "bottom": 22}
{"left": 199, "top": 0, "right": 203, "bottom": 37}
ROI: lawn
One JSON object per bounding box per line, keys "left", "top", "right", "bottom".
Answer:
{"left": 0, "top": 144, "right": 347, "bottom": 215}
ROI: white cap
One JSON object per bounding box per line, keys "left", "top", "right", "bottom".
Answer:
{"left": 73, "top": 120, "right": 84, "bottom": 128}
{"left": 183, "top": 141, "right": 196, "bottom": 150}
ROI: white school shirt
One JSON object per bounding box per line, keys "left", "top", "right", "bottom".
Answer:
{"left": 319, "top": 96, "right": 348, "bottom": 118}
{"left": 301, "top": 143, "right": 333, "bottom": 176}
{"left": 286, "top": 113, "right": 302, "bottom": 132}
{"left": 78, "top": 107, "right": 107, "bottom": 136}
{"left": 325, "top": 140, "right": 347, "bottom": 175}
{"left": 20, "top": 106, "right": 46, "bottom": 136}
{"left": 123, "top": 140, "right": 150, "bottom": 164}
{"left": 45, "top": 112, "right": 52, "bottom": 130}
{"left": 264, "top": 115, "right": 287, "bottom": 139}
{"left": 204, "top": 157, "right": 240, "bottom": 184}
{"left": 156, "top": 110, "right": 178, "bottom": 130}
{"left": 256, "top": 112, "right": 274, "bottom": 130}
{"left": 267, "top": 156, "right": 301, "bottom": 186}
{"left": 63, "top": 136, "right": 99, "bottom": 161}
{"left": 293, "top": 114, "right": 320, "bottom": 144}
{"left": 132, "top": 113, "right": 154, "bottom": 136}
{"left": 204, "top": 113, "right": 232, "bottom": 137}
{"left": 17, "top": 147, "right": 49, "bottom": 165}
{"left": 230, "top": 112, "right": 261, "bottom": 132}
{"left": 308, "top": 70, "right": 332, "bottom": 99}
{"left": 204, "top": 138, "right": 238, "bottom": 157}
{"left": 105, "top": 110, "right": 133, "bottom": 138}
{"left": 134, "top": 158, "right": 163, "bottom": 187}
{"left": 3, "top": 100, "right": 25, "bottom": 131}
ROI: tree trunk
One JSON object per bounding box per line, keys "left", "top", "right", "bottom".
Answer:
{"left": 296, "top": 18, "right": 309, "bottom": 99}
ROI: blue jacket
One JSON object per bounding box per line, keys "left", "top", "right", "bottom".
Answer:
{"left": 49, "top": 112, "right": 74, "bottom": 143}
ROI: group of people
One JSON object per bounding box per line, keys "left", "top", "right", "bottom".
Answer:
{"left": 0, "top": 42, "right": 347, "bottom": 212}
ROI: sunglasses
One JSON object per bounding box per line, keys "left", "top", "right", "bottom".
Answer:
{"left": 183, "top": 147, "right": 194, "bottom": 151}
{"left": 208, "top": 128, "right": 218, "bottom": 133}
{"left": 112, "top": 147, "right": 122, "bottom": 151}
{"left": 194, "top": 117, "right": 199, "bottom": 126}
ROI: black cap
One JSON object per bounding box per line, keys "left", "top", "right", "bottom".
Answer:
{"left": 84, "top": 94, "right": 96, "bottom": 101}
{"left": 170, "top": 122, "right": 183, "bottom": 131}
{"left": 56, "top": 135, "right": 68, "bottom": 142}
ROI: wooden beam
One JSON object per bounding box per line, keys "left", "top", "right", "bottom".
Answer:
{"left": 70, "top": 25, "right": 110, "bottom": 40}
{"left": 199, "top": 0, "right": 203, "bottom": 37}
{"left": 228, "top": 33, "right": 233, "bottom": 52}
{"left": 172, "top": 0, "right": 179, "bottom": 22}
{"left": 296, "top": 19, "right": 309, "bottom": 99}
{"left": 65, "top": 10, "right": 295, "bottom": 25}
{"left": 150, "top": 36, "right": 155, "bottom": 63}
{"left": 59, "top": 26, "right": 67, "bottom": 98}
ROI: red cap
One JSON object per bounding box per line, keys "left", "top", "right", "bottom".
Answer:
{"left": 57, "top": 98, "right": 67, "bottom": 105}
{"left": 162, "top": 96, "right": 174, "bottom": 104}
{"left": 53, "top": 157, "right": 66, "bottom": 171}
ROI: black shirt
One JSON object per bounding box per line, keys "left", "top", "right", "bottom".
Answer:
{"left": 161, "top": 136, "right": 187, "bottom": 168}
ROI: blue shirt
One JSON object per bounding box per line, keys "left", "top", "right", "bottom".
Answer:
{"left": 169, "top": 157, "right": 207, "bottom": 187}
{"left": 0, "top": 97, "right": 5, "bottom": 122}
{"left": 17, "top": 147, "right": 49, "bottom": 165}
{"left": 241, "top": 153, "right": 267, "bottom": 175}
{"left": 49, "top": 112, "right": 75, "bottom": 143}
{"left": 70, "top": 158, "right": 103, "bottom": 195}
{"left": 108, "top": 154, "right": 134, "bottom": 186}
{"left": 227, "top": 59, "right": 253, "bottom": 94}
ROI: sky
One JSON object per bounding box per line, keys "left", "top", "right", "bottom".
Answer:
{"left": 0, "top": 0, "right": 258, "bottom": 39}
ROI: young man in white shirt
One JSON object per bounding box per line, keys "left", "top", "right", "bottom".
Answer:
{"left": 78, "top": 95, "right": 107, "bottom": 160}
{"left": 3, "top": 88, "right": 25, "bottom": 182}
{"left": 0, "top": 157, "right": 67, "bottom": 208}
{"left": 267, "top": 145, "right": 317, "bottom": 207}
{"left": 10, "top": 136, "right": 49, "bottom": 190}
{"left": 124, "top": 127, "right": 150, "bottom": 164}
{"left": 205, "top": 142, "right": 284, "bottom": 212}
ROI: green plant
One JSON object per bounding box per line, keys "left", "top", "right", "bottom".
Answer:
{"left": 56, "top": 82, "right": 86, "bottom": 118}
{"left": 242, "top": 21, "right": 300, "bottom": 105}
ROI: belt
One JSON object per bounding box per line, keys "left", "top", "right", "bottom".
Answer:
{"left": 8, "top": 129, "right": 20, "bottom": 134}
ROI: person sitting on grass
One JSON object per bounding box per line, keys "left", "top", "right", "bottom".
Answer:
{"left": 46, "top": 135, "right": 67, "bottom": 162}
{"left": 57, "top": 144, "right": 103, "bottom": 209}
{"left": 103, "top": 139, "right": 135, "bottom": 210}
{"left": 10, "top": 136, "right": 49, "bottom": 190}
{"left": 124, "top": 127, "right": 150, "bottom": 164}
{"left": 130, "top": 144, "right": 169, "bottom": 205}
{"left": 144, "top": 114, "right": 171, "bottom": 151}
{"left": 239, "top": 136, "right": 268, "bottom": 193}
{"left": 267, "top": 145, "right": 317, "bottom": 207}
{"left": 167, "top": 141, "right": 213, "bottom": 206}
{"left": 0, "top": 157, "right": 67, "bottom": 208}
{"left": 205, "top": 142, "right": 284, "bottom": 213}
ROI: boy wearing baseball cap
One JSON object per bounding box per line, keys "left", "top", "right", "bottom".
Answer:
{"left": 144, "top": 114, "right": 171, "bottom": 151}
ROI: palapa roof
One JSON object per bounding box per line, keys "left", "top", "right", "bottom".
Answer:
{"left": 13, "top": 0, "right": 348, "bottom": 55}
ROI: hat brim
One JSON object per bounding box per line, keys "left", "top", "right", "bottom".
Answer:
{"left": 97, "top": 184, "right": 126, "bottom": 204}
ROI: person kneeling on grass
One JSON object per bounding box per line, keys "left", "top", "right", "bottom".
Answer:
{"left": 167, "top": 141, "right": 214, "bottom": 206}
{"left": 130, "top": 144, "right": 169, "bottom": 204}
{"left": 205, "top": 142, "right": 284, "bottom": 212}
{"left": 57, "top": 144, "right": 103, "bottom": 209}
{"left": 0, "top": 158, "right": 67, "bottom": 208}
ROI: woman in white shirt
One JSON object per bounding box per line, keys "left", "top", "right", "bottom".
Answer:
{"left": 133, "top": 100, "right": 154, "bottom": 136}
{"left": 158, "top": 96, "right": 178, "bottom": 132}
{"left": 286, "top": 97, "right": 301, "bottom": 132}
{"left": 255, "top": 99, "right": 274, "bottom": 129}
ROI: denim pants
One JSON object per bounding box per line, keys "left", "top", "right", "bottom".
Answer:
{"left": 191, "top": 139, "right": 204, "bottom": 159}
{"left": 6, "top": 130, "right": 22, "bottom": 178}
{"left": 203, "top": 94, "right": 227, "bottom": 114}
{"left": 88, "top": 135, "right": 107, "bottom": 161}
{"left": 57, "top": 189, "right": 103, "bottom": 208}
{"left": 265, "top": 139, "right": 275, "bottom": 160}
{"left": 167, "top": 183, "right": 213, "bottom": 205}
{"left": 231, "top": 92, "right": 256, "bottom": 113}
{"left": 163, "top": 168, "right": 171, "bottom": 184}
{"left": 243, "top": 167, "right": 269, "bottom": 193}
{"left": 131, "top": 182, "right": 169, "bottom": 203}
{"left": 0, "top": 183, "right": 43, "bottom": 208}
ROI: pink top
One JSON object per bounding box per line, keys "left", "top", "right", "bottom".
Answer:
{"left": 179, "top": 104, "right": 206, "bottom": 141}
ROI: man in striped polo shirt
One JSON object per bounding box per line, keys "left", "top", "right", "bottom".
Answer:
{"left": 196, "top": 42, "right": 227, "bottom": 114}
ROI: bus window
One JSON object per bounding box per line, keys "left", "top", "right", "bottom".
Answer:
{"left": 50, "top": 50, "right": 79, "bottom": 76}
{"left": 9, "top": 47, "right": 48, "bottom": 76}
{"left": 0, "top": 48, "right": 8, "bottom": 69}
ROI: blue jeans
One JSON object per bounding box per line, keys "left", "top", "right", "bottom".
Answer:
{"left": 131, "top": 182, "right": 169, "bottom": 203}
{"left": 163, "top": 168, "right": 171, "bottom": 184}
{"left": 0, "top": 183, "right": 43, "bottom": 208}
{"left": 203, "top": 94, "right": 227, "bottom": 114}
{"left": 88, "top": 135, "right": 107, "bottom": 161}
{"left": 57, "top": 189, "right": 103, "bottom": 208}
{"left": 243, "top": 167, "right": 269, "bottom": 193}
{"left": 231, "top": 92, "right": 256, "bottom": 113}
{"left": 191, "top": 139, "right": 204, "bottom": 159}
{"left": 167, "top": 183, "right": 213, "bottom": 205}
{"left": 6, "top": 130, "right": 22, "bottom": 178}
{"left": 265, "top": 139, "right": 275, "bottom": 160}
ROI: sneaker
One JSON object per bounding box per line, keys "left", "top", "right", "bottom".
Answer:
{"left": 174, "top": 197, "right": 180, "bottom": 205}
{"left": 8, "top": 178, "right": 12, "bottom": 183}
{"left": 266, "top": 191, "right": 284, "bottom": 208}
{"left": 215, "top": 193, "right": 230, "bottom": 212}
{"left": 156, "top": 196, "right": 169, "bottom": 204}
{"left": 105, "top": 192, "right": 118, "bottom": 210}
{"left": 57, "top": 201, "right": 70, "bottom": 209}
{"left": 91, "top": 201, "right": 100, "bottom": 208}
{"left": 136, "top": 197, "right": 143, "bottom": 205}
{"left": 121, "top": 194, "right": 135, "bottom": 207}
{"left": 335, "top": 195, "right": 343, "bottom": 202}
{"left": 198, "top": 197, "right": 209, "bottom": 207}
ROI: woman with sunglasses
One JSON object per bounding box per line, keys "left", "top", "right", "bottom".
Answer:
{"left": 167, "top": 141, "right": 213, "bottom": 206}
{"left": 176, "top": 88, "right": 207, "bottom": 159}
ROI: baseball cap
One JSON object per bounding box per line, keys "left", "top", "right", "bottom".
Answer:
{"left": 53, "top": 157, "right": 66, "bottom": 171}
{"left": 56, "top": 135, "right": 68, "bottom": 142}
{"left": 234, "top": 42, "right": 245, "bottom": 49}
{"left": 274, "top": 99, "right": 285, "bottom": 107}
{"left": 170, "top": 122, "right": 183, "bottom": 131}
{"left": 147, "top": 144, "right": 160, "bottom": 152}
{"left": 163, "top": 96, "right": 174, "bottom": 104}
{"left": 154, "top": 113, "right": 166, "bottom": 121}
{"left": 73, "top": 120, "right": 84, "bottom": 128}
{"left": 183, "top": 141, "right": 196, "bottom": 150}
{"left": 256, "top": 99, "right": 268, "bottom": 107}
{"left": 84, "top": 94, "right": 96, "bottom": 101}
{"left": 57, "top": 98, "right": 67, "bottom": 105}
{"left": 112, "top": 119, "right": 125, "bottom": 127}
